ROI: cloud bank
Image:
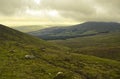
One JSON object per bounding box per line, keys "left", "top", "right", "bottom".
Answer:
{"left": 0, "top": 0, "right": 120, "bottom": 22}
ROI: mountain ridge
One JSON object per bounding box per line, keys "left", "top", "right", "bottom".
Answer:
{"left": 29, "top": 22, "right": 120, "bottom": 40}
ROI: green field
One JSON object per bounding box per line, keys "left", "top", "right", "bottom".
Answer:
{"left": 50, "top": 32, "right": 120, "bottom": 61}
{"left": 0, "top": 24, "right": 120, "bottom": 79}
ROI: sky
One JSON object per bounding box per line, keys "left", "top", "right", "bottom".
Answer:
{"left": 0, "top": 0, "right": 120, "bottom": 27}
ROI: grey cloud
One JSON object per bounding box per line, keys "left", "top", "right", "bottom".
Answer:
{"left": 41, "top": 0, "right": 95, "bottom": 14}
{"left": 41, "top": 0, "right": 120, "bottom": 21}
{"left": 0, "top": 0, "right": 37, "bottom": 15}
{"left": 0, "top": 0, "right": 120, "bottom": 22}
{"left": 0, "top": 0, "right": 24, "bottom": 15}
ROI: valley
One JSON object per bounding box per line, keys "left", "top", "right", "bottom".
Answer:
{"left": 1, "top": 0, "right": 120, "bottom": 79}
{"left": 0, "top": 22, "right": 120, "bottom": 79}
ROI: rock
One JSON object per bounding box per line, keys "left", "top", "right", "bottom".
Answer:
{"left": 48, "top": 73, "right": 52, "bottom": 75}
{"left": 25, "top": 55, "right": 35, "bottom": 59}
{"left": 54, "top": 72, "right": 73, "bottom": 79}
{"left": 54, "top": 72, "right": 65, "bottom": 79}
{"left": 56, "top": 72, "right": 63, "bottom": 76}
{"left": 9, "top": 50, "right": 16, "bottom": 53}
{"left": 66, "top": 52, "right": 70, "bottom": 54}
{"left": 40, "top": 47, "right": 46, "bottom": 51}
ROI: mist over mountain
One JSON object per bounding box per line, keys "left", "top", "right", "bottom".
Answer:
{"left": 13, "top": 25, "right": 48, "bottom": 32}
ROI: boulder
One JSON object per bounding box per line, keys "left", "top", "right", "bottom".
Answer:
{"left": 25, "top": 55, "right": 35, "bottom": 59}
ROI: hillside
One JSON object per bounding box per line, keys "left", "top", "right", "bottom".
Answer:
{"left": 50, "top": 32, "right": 120, "bottom": 61}
{"left": 0, "top": 24, "right": 120, "bottom": 79}
{"left": 29, "top": 22, "right": 120, "bottom": 40}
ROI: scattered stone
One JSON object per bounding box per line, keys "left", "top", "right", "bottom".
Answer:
{"left": 66, "top": 52, "right": 70, "bottom": 55}
{"left": 56, "top": 72, "right": 63, "bottom": 75}
{"left": 54, "top": 72, "right": 73, "bottom": 79}
{"left": 9, "top": 50, "right": 16, "bottom": 53}
{"left": 25, "top": 55, "right": 35, "bottom": 59}
{"left": 48, "top": 73, "right": 52, "bottom": 75}
{"left": 42, "top": 48, "right": 46, "bottom": 51}
{"left": 40, "top": 47, "right": 46, "bottom": 51}
{"left": 54, "top": 72, "right": 67, "bottom": 79}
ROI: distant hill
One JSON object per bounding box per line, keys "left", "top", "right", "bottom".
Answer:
{"left": 0, "top": 24, "right": 120, "bottom": 79}
{"left": 29, "top": 22, "right": 120, "bottom": 40}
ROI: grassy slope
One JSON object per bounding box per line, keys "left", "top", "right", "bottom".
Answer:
{"left": 0, "top": 25, "right": 120, "bottom": 79}
{"left": 50, "top": 32, "right": 120, "bottom": 61}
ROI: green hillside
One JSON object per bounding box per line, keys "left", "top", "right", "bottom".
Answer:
{"left": 50, "top": 32, "right": 120, "bottom": 61}
{"left": 0, "top": 24, "right": 120, "bottom": 79}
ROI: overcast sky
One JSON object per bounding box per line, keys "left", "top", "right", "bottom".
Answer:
{"left": 0, "top": 0, "right": 120, "bottom": 26}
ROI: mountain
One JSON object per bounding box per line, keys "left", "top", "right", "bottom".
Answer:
{"left": 29, "top": 22, "right": 120, "bottom": 40}
{"left": 0, "top": 24, "right": 120, "bottom": 79}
